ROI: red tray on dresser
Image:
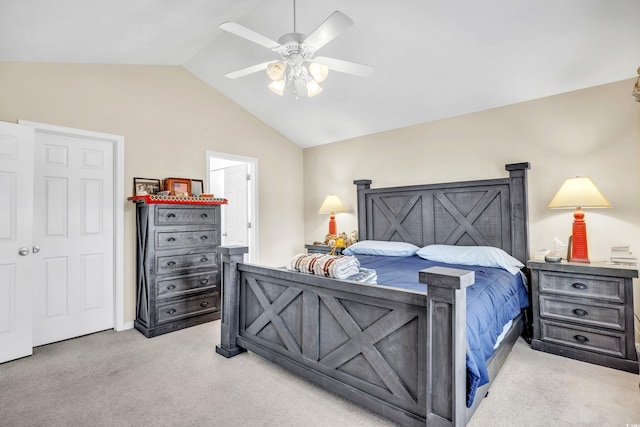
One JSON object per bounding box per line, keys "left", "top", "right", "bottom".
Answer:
{"left": 128, "top": 195, "right": 228, "bottom": 205}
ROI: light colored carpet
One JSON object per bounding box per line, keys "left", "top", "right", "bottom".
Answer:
{"left": 1, "top": 321, "right": 638, "bottom": 426}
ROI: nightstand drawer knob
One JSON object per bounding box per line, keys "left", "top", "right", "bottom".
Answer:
{"left": 572, "top": 308, "right": 589, "bottom": 317}
{"left": 573, "top": 334, "right": 589, "bottom": 344}
{"left": 571, "top": 282, "right": 588, "bottom": 290}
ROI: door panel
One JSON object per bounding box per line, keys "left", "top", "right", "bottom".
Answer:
{"left": 223, "top": 163, "right": 248, "bottom": 247}
{"left": 32, "top": 131, "right": 114, "bottom": 346}
{"left": 0, "top": 121, "right": 34, "bottom": 363}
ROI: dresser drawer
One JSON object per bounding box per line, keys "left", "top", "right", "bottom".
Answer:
{"left": 539, "top": 295, "right": 625, "bottom": 331}
{"left": 156, "top": 252, "right": 217, "bottom": 275}
{"left": 156, "top": 229, "right": 218, "bottom": 250}
{"left": 156, "top": 293, "right": 219, "bottom": 324}
{"left": 539, "top": 319, "right": 627, "bottom": 358}
{"left": 539, "top": 271, "right": 625, "bottom": 303}
{"left": 156, "top": 272, "right": 219, "bottom": 298}
{"left": 155, "top": 206, "right": 218, "bottom": 226}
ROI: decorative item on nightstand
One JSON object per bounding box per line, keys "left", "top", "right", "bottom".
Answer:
{"left": 547, "top": 177, "right": 611, "bottom": 263}
{"left": 318, "top": 194, "right": 346, "bottom": 235}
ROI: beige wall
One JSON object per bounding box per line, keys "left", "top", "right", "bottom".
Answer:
{"left": 0, "top": 62, "right": 304, "bottom": 323}
{"left": 304, "top": 78, "right": 640, "bottom": 338}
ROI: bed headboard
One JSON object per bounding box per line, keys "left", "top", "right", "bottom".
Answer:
{"left": 354, "top": 162, "right": 530, "bottom": 264}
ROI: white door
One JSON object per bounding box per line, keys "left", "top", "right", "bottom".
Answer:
{"left": 223, "top": 163, "right": 249, "bottom": 248}
{"left": 31, "top": 129, "right": 115, "bottom": 346}
{"left": 0, "top": 122, "right": 34, "bottom": 363}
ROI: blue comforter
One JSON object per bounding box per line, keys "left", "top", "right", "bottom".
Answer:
{"left": 355, "top": 254, "right": 529, "bottom": 407}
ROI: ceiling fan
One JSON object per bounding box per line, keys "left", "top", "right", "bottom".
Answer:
{"left": 219, "top": 2, "right": 374, "bottom": 98}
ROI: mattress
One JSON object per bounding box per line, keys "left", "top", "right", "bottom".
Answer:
{"left": 355, "top": 254, "right": 529, "bottom": 407}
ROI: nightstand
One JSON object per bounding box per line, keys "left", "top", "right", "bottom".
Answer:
{"left": 305, "top": 244, "right": 343, "bottom": 255}
{"left": 528, "top": 260, "right": 639, "bottom": 373}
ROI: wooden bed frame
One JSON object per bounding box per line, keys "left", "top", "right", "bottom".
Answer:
{"left": 216, "top": 162, "right": 531, "bottom": 426}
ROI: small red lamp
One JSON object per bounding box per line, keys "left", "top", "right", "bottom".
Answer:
{"left": 547, "top": 177, "right": 611, "bottom": 263}
{"left": 318, "top": 194, "right": 346, "bottom": 235}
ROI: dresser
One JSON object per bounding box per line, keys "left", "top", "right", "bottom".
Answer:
{"left": 528, "top": 260, "right": 639, "bottom": 373}
{"left": 132, "top": 199, "right": 224, "bottom": 337}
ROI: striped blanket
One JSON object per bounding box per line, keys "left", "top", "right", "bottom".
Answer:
{"left": 288, "top": 253, "right": 371, "bottom": 281}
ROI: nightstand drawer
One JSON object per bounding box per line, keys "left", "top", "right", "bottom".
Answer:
{"left": 540, "top": 320, "right": 627, "bottom": 358}
{"left": 539, "top": 271, "right": 625, "bottom": 303}
{"left": 539, "top": 295, "right": 625, "bottom": 331}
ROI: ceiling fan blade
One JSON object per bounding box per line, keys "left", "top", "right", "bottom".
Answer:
{"left": 219, "top": 22, "right": 282, "bottom": 50}
{"left": 314, "top": 56, "right": 374, "bottom": 77}
{"left": 225, "top": 61, "right": 274, "bottom": 79}
{"left": 303, "top": 11, "right": 353, "bottom": 51}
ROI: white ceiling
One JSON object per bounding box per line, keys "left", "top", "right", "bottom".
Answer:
{"left": 1, "top": 0, "right": 639, "bottom": 148}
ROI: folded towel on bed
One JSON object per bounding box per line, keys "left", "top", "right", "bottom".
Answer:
{"left": 288, "top": 253, "right": 362, "bottom": 280}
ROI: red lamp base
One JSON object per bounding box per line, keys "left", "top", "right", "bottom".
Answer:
{"left": 328, "top": 214, "right": 337, "bottom": 235}
{"left": 569, "top": 208, "right": 590, "bottom": 263}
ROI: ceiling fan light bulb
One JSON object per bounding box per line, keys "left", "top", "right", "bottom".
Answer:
{"left": 306, "top": 79, "right": 323, "bottom": 97}
{"left": 266, "top": 61, "right": 286, "bottom": 81}
{"left": 268, "top": 79, "right": 285, "bottom": 96}
{"left": 308, "top": 62, "right": 329, "bottom": 83}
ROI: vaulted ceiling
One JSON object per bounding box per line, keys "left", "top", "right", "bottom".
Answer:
{"left": 1, "top": 0, "right": 638, "bottom": 148}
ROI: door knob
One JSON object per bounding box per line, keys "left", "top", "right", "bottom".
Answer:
{"left": 18, "top": 247, "right": 29, "bottom": 256}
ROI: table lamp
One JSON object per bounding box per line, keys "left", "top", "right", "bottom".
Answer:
{"left": 318, "top": 194, "right": 346, "bottom": 235}
{"left": 547, "top": 177, "right": 611, "bottom": 263}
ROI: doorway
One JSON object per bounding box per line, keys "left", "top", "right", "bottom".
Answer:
{"left": 206, "top": 151, "right": 257, "bottom": 262}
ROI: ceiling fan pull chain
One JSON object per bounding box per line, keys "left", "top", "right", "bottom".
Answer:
{"left": 293, "top": 0, "right": 296, "bottom": 33}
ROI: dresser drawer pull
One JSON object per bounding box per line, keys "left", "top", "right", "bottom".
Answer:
{"left": 200, "top": 279, "right": 209, "bottom": 285}
{"left": 167, "top": 261, "right": 176, "bottom": 266}
{"left": 166, "top": 213, "right": 176, "bottom": 218}
{"left": 200, "top": 213, "right": 208, "bottom": 218}
{"left": 572, "top": 308, "right": 588, "bottom": 317}
{"left": 200, "top": 235, "right": 208, "bottom": 240}
{"left": 200, "top": 257, "right": 209, "bottom": 262}
{"left": 573, "top": 334, "right": 589, "bottom": 344}
{"left": 167, "top": 237, "right": 176, "bottom": 242}
{"left": 167, "top": 308, "right": 177, "bottom": 315}
{"left": 200, "top": 301, "right": 209, "bottom": 308}
{"left": 166, "top": 285, "right": 176, "bottom": 291}
{"left": 571, "top": 282, "right": 588, "bottom": 290}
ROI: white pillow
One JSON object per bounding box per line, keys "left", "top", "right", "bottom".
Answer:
{"left": 342, "top": 240, "right": 420, "bottom": 257}
{"left": 416, "top": 245, "right": 524, "bottom": 275}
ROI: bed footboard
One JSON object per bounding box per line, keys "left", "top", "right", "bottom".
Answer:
{"left": 216, "top": 246, "right": 474, "bottom": 426}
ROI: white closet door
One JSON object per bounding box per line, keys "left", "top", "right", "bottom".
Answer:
{"left": 32, "top": 128, "right": 114, "bottom": 346}
{"left": 0, "top": 121, "right": 34, "bottom": 363}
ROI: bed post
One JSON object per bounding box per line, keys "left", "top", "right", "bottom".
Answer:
{"left": 354, "top": 179, "right": 372, "bottom": 240}
{"left": 505, "top": 162, "right": 530, "bottom": 264}
{"left": 215, "top": 245, "right": 249, "bottom": 358}
{"left": 420, "top": 266, "right": 474, "bottom": 427}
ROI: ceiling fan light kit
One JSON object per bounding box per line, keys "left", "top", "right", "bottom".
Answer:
{"left": 219, "top": 2, "right": 373, "bottom": 99}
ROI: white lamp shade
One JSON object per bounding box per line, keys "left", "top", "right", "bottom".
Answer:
{"left": 318, "top": 194, "right": 346, "bottom": 214}
{"left": 308, "top": 62, "right": 329, "bottom": 83}
{"left": 266, "top": 61, "right": 286, "bottom": 81}
{"left": 547, "top": 177, "right": 611, "bottom": 209}
{"left": 306, "top": 79, "right": 323, "bottom": 97}
{"left": 268, "top": 79, "right": 285, "bottom": 96}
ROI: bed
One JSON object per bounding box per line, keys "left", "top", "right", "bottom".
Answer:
{"left": 215, "top": 162, "right": 531, "bottom": 426}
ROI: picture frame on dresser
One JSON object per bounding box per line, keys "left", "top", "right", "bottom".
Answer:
{"left": 191, "top": 179, "right": 204, "bottom": 197}
{"left": 133, "top": 177, "right": 161, "bottom": 196}
{"left": 164, "top": 177, "right": 191, "bottom": 197}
